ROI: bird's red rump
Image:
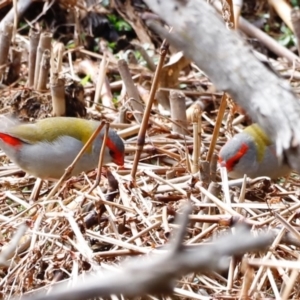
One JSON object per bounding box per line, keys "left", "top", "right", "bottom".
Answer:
{"left": 220, "top": 143, "right": 249, "bottom": 171}
{"left": 0, "top": 133, "right": 22, "bottom": 147}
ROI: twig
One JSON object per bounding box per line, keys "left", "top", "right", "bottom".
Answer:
{"left": 34, "top": 32, "right": 52, "bottom": 89}
{"left": 130, "top": 40, "right": 168, "bottom": 180}
{"left": 169, "top": 90, "right": 188, "bottom": 135}
{"left": 15, "top": 206, "right": 273, "bottom": 300}
{"left": 118, "top": 59, "right": 144, "bottom": 123}
{"left": 28, "top": 28, "right": 40, "bottom": 87}
{"left": 206, "top": 92, "right": 227, "bottom": 162}
{"left": 0, "top": 224, "right": 28, "bottom": 267}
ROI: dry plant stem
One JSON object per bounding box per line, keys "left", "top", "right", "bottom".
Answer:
{"left": 101, "top": 77, "right": 115, "bottom": 110}
{"left": 28, "top": 28, "right": 40, "bottom": 87}
{"left": 37, "top": 49, "right": 51, "bottom": 91}
{"left": 125, "top": 50, "right": 138, "bottom": 64}
{"left": 196, "top": 181, "right": 219, "bottom": 230}
{"left": 144, "top": 0, "right": 300, "bottom": 172}
{"left": 118, "top": 59, "right": 144, "bottom": 123}
{"left": 93, "top": 53, "right": 107, "bottom": 109}
{"left": 34, "top": 32, "right": 52, "bottom": 89}
{"left": 291, "top": 8, "right": 300, "bottom": 56}
{"left": 86, "top": 124, "right": 109, "bottom": 196}
{"left": 269, "top": 0, "right": 293, "bottom": 31}
{"left": 157, "top": 147, "right": 181, "bottom": 160}
{"left": 239, "top": 13, "right": 298, "bottom": 64}
{"left": 199, "top": 160, "right": 210, "bottom": 189}
{"left": 12, "top": 0, "right": 18, "bottom": 46}
{"left": 144, "top": 170, "right": 202, "bottom": 205}
{"left": 196, "top": 183, "right": 240, "bottom": 216}
{"left": 6, "top": 46, "right": 22, "bottom": 84}
{"left": 166, "top": 169, "right": 175, "bottom": 179}
{"left": 51, "top": 75, "right": 65, "bottom": 116}
{"left": 73, "top": 8, "right": 81, "bottom": 48}
{"left": 118, "top": 106, "right": 127, "bottom": 123}
{"left": 16, "top": 224, "right": 273, "bottom": 300}
{"left": 169, "top": 90, "right": 188, "bottom": 134}
{"left": 280, "top": 253, "right": 300, "bottom": 299}
{"left": 0, "top": 224, "right": 27, "bottom": 267}
{"left": 222, "top": 0, "right": 235, "bottom": 29}
{"left": 0, "top": 22, "right": 13, "bottom": 80}
{"left": 248, "top": 259, "right": 300, "bottom": 271}
{"left": 227, "top": 256, "right": 235, "bottom": 291}
{"left": 118, "top": 124, "right": 141, "bottom": 139}
{"left": 240, "top": 263, "right": 255, "bottom": 300}
{"left": 130, "top": 41, "right": 168, "bottom": 180}
{"left": 269, "top": 268, "right": 280, "bottom": 298}
{"left": 233, "top": 0, "right": 243, "bottom": 29}
{"left": 51, "top": 42, "right": 65, "bottom": 75}
{"left": 249, "top": 214, "right": 296, "bottom": 296}
{"left": 206, "top": 93, "right": 227, "bottom": 162}
{"left": 30, "top": 178, "right": 43, "bottom": 201}
{"left": 237, "top": 174, "right": 247, "bottom": 215}
{"left": 162, "top": 206, "right": 171, "bottom": 235}
{"left": 45, "top": 122, "right": 106, "bottom": 201}
{"left": 192, "top": 108, "right": 200, "bottom": 173}
{"left": 220, "top": 167, "right": 231, "bottom": 207}
{"left": 133, "top": 43, "right": 156, "bottom": 71}
{"left": 210, "top": 153, "right": 218, "bottom": 181}
{"left": 274, "top": 212, "right": 300, "bottom": 240}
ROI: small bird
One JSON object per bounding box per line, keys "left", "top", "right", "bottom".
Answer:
{"left": 218, "top": 124, "right": 291, "bottom": 179}
{"left": 0, "top": 116, "right": 125, "bottom": 180}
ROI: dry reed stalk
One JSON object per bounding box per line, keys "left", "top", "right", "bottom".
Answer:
{"left": 206, "top": 92, "right": 227, "bottom": 163}
{"left": 51, "top": 75, "right": 66, "bottom": 116}
{"left": 118, "top": 59, "right": 144, "bottom": 123}
{"left": 92, "top": 53, "right": 107, "bottom": 110}
{"left": 291, "top": 8, "right": 300, "bottom": 56}
{"left": 0, "top": 22, "right": 13, "bottom": 80}
{"left": 6, "top": 46, "right": 22, "bottom": 84}
{"left": 169, "top": 90, "right": 188, "bottom": 135}
{"left": 36, "top": 49, "right": 51, "bottom": 91}
{"left": 34, "top": 32, "right": 52, "bottom": 89}
{"left": 130, "top": 41, "right": 168, "bottom": 179}
{"left": 28, "top": 28, "right": 40, "bottom": 87}
{"left": 133, "top": 43, "right": 156, "bottom": 71}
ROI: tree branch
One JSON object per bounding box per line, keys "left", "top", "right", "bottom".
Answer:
{"left": 143, "top": 0, "right": 300, "bottom": 173}
{"left": 17, "top": 204, "right": 273, "bottom": 300}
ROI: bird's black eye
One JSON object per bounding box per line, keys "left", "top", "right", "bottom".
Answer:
{"left": 232, "top": 158, "right": 240, "bottom": 167}
{"left": 109, "top": 149, "right": 115, "bottom": 158}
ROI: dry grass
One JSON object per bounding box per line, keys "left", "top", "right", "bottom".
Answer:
{"left": 0, "top": 1, "right": 300, "bottom": 299}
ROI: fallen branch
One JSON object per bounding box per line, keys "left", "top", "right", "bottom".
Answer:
{"left": 143, "top": 0, "right": 300, "bottom": 174}
{"left": 17, "top": 203, "right": 273, "bottom": 300}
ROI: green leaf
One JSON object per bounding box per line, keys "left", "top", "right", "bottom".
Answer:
{"left": 80, "top": 75, "right": 91, "bottom": 86}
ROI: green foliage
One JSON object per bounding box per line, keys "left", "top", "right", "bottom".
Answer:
{"left": 179, "top": 83, "right": 188, "bottom": 89}
{"left": 278, "top": 24, "right": 296, "bottom": 47}
{"left": 291, "top": 0, "right": 299, "bottom": 7}
{"left": 108, "top": 42, "right": 117, "bottom": 51}
{"left": 107, "top": 14, "right": 132, "bottom": 32}
{"left": 80, "top": 75, "right": 91, "bottom": 86}
{"left": 66, "top": 40, "right": 75, "bottom": 49}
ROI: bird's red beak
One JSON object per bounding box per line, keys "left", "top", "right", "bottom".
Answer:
{"left": 218, "top": 157, "right": 231, "bottom": 171}
{"left": 113, "top": 155, "right": 124, "bottom": 166}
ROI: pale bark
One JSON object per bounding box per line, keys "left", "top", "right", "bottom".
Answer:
{"left": 143, "top": 0, "right": 300, "bottom": 173}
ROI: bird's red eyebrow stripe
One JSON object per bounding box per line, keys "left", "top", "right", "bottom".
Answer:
{"left": 105, "top": 137, "right": 124, "bottom": 165}
{"left": 0, "top": 133, "right": 22, "bottom": 147}
{"left": 219, "top": 143, "right": 249, "bottom": 171}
